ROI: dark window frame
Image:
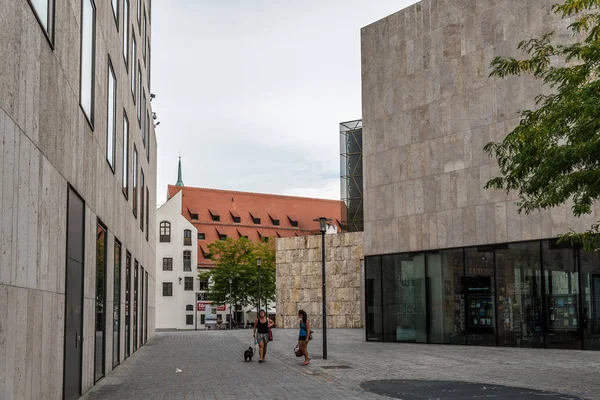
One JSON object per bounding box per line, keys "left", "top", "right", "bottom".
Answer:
{"left": 131, "top": 33, "right": 136, "bottom": 100}
{"left": 252, "top": 217, "right": 260, "bottom": 225}
{"left": 184, "top": 277, "right": 193, "bottom": 291}
{"left": 199, "top": 279, "right": 209, "bottom": 290}
{"left": 122, "top": 0, "right": 129, "bottom": 68}
{"left": 162, "top": 282, "right": 172, "bottom": 297}
{"left": 183, "top": 250, "right": 192, "bottom": 272}
{"left": 145, "top": 186, "right": 149, "bottom": 241}
{"left": 112, "top": 239, "right": 122, "bottom": 368}
{"left": 186, "top": 315, "right": 194, "bottom": 325}
{"left": 94, "top": 220, "right": 107, "bottom": 383}
{"left": 198, "top": 233, "right": 205, "bottom": 240}
{"left": 137, "top": 62, "right": 142, "bottom": 126}
{"left": 219, "top": 234, "right": 227, "bottom": 241}
{"left": 79, "top": 0, "right": 96, "bottom": 129}
{"left": 162, "top": 257, "right": 173, "bottom": 271}
{"left": 139, "top": 168, "right": 145, "bottom": 231}
{"left": 159, "top": 221, "right": 171, "bottom": 242}
{"left": 186, "top": 305, "right": 193, "bottom": 311}
{"left": 184, "top": 229, "right": 192, "bottom": 246}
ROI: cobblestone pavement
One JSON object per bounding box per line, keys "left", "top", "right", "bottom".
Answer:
{"left": 82, "top": 329, "right": 600, "bottom": 400}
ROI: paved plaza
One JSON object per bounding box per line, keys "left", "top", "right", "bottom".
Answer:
{"left": 82, "top": 329, "right": 600, "bottom": 399}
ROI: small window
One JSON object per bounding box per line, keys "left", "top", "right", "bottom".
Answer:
{"left": 219, "top": 234, "right": 227, "bottom": 241}
{"left": 272, "top": 219, "right": 280, "bottom": 226}
{"left": 186, "top": 304, "right": 193, "bottom": 311}
{"left": 233, "top": 216, "right": 241, "bottom": 223}
{"left": 183, "top": 229, "right": 192, "bottom": 246}
{"left": 186, "top": 315, "right": 193, "bottom": 325}
{"left": 28, "top": 0, "right": 55, "bottom": 41}
{"left": 261, "top": 237, "right": 269, "bottom": 243}
{"left": 183, "top": 250, "right": 191, "bottom": 271}
{"left": 162, "top": 258, "right": 172, "bottom": 271}
{"left": 200, "top": 314, "right": 205, "bottom": 324}
{"left": 184, "top": 277, "right": 193, "bottom": 291}
{"left": 291, "top": 220, "right": 298, "bottom": 227}
{"left": 198, "top": 233, "right": 205, "bottom": 240}
{"left": 212, "top": 215, "right": 220, "bottom": 222}
{"left": 252, "top": 217, "right": 260, "bottom": 224}
{"left": 162, "top": 282, "right": 172, "bottom": 297}
{"left": 190, "top": 213, "right": 198, "bottom": 220}
{"left": 159, "top": 221, "right": 171, "bottom": 242}
{"left": 199, "top": 279, "right": 209, "bottom": 290}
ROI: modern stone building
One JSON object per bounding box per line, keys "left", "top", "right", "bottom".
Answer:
{"left": 0, "top": 0, "right": 157, "bottom": 398}
{"left": 362, "top": 0, "right": 600, "bottom": 349}
{"left": 276, "top": 232, "right": 364, "bottom": 329}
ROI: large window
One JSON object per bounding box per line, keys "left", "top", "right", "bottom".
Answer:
{"left": 122, "top": 0, "right": 129, "bottom": 65}
{"left": 146, "top": 112, "right": 150, "bottom": 162}
{"left": 131, "top": 34, "right": 136, "bottom": 99}
{"left": 159, "top": 221, "right": 170, "bottom": 242}
{"left": 184, "top": 277, "right": 193, "bottom": 291}
{"left": 113, "top": 240, "right": 122, "bottom": 368}
{"left": 184, "top": 229, "right": 192, "bottom": 246}
{"left": 137, "top": 62, "right": 142, "bottom": 124}
{"left": 145, "top": 186, "right": 149, "bottom": 241}
{"left": 365, "top": 239, "right": 600, "bottom": 351}
{"left": 186, "top": 315, "right": 193, "bottom": 325}
{"left": 133, "top": 261, "right": 138, "bottom": 351}
{"left": 106, "top": 59, "right": 117, "bottom": 170}
{"left": 122, "top": 112, "right": 129, "bottom": 198}
{"left": 28, "top": 0, "right": 55, "bottom": 40}
{"left": 142, "top": 91, "right": 147, "bottom": 147}
{"left": 183, "top": 251, "right": 191, "bottom": 272}
{"left": 162, "top": 257, "right": 173, "bottom": 271}
{"left": 80, "top": 0, "right": 96, "bottom": 125}
{"left": 132, "top": 145, "right": 138, "bottom": 216}
{"left": 140, "top": 169, "right": 144, "bottom": 231}
{"left": 95, "top": 221, "right": 107, "bottom": 382}
{"left": 162, "top": 282, "right": 172, "bottom": 297}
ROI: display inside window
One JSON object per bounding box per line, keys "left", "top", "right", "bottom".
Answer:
{"left": 464, "top": 277, "right": 494, "bottom": 332}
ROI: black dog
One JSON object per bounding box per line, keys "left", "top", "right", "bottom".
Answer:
{"left": 244, "top": 346, "right": 254, "bottom": 362}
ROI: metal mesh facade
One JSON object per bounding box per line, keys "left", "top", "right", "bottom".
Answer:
{"left": 340, "top": 119, "right": 363, "bottom": 232}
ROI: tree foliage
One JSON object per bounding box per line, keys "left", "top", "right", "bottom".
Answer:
{"left": 484, "top": 0, "right": 600, "bottom": 250}
{"left": 198, "top": 237, "right": 276, "bottom": 310}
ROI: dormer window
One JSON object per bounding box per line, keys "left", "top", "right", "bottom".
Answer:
{"left": 190, "top": 213, "right": 198, "bottom": 220}
{"left": 230, "top": 210, "right": 241, "bottom": 223}
{"left": 288, "top": 215, "right": 299, "bottom": 228}
{"left": 269, "top": 214, "right": 280, "bottom": 226}
{"left": 250, "top": 211, "right": 260, "bottom": 225}
{"left": 198, "top": 233, "right": 205, "bottom": 240}
{"left": 219, "top": 234, "right": 227, "bottom": 241}
{"left": 209, "top": 209, "right": 220, "bottom": 222}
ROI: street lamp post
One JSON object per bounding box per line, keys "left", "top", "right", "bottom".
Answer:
{"left": 228, "top": 278, "right": 233, "bottom": 330}
{"left": 257, "top": 258, "right": 262, "bottom": 317}
{"left": 314, "top": 217, "right": 332, "bottom": 360}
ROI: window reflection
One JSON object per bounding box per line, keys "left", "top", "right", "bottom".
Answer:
{"left": 80, "top": 0, "right": 96, "bottom": 123}
{"left": 581, "top": 250, "right": 600, "bottom": 350}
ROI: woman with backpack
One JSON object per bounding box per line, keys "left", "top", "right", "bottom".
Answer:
{"left": 297, "top": 310, "right": 310, "bottom": 365}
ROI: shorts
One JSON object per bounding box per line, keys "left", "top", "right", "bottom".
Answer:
{"left": 256, "top": 333, "right": 269, "bottom": 344}
{"left": 298, "top": 336, "right": 307, "bottom": 341}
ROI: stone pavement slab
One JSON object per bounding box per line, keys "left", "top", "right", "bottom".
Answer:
{"left": 81, "top": 329, "right": 600, "bottom": 399}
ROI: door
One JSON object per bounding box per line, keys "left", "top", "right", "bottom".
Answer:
{"left": 64, "top": 188, "right": 85, "bottom": 400}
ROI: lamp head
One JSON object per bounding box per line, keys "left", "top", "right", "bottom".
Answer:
{"left": 257, "top": 258, "right": 262, "bottom": 267}
{"left": 313, "top": 217, "right": 332, "bottom": 233}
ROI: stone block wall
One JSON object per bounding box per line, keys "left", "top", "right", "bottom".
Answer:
{"left": 276, "top": 232, "right": 364, "bottom": 329}
{"left": 361, "top": 0, "right": 598, "bottom": 256}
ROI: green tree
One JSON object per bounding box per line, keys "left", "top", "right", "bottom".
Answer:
{"left": 484, "top": 0, "right": 600, "bottom": 250}
{"left": 198, "top": 237, "right": 276, "bottom": 310}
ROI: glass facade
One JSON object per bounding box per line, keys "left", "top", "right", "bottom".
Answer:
{"left": 365, "top": 239, "right": 600, "bottom": 350}
{"left": 340, "top": 119, "right": 363, "bottom": 232}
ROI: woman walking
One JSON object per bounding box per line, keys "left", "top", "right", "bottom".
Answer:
{"left": 253, "top": 310, "right": 274, "bottom": 363}
{"left": 297, "top": 310, "right": 310, "bottom": 365}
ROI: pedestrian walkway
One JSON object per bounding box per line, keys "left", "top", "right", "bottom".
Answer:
{"left": 81, "top": 329, "right": 600, "bottom": 399}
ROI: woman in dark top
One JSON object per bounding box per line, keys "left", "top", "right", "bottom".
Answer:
{"left": 253, "top": 310, "right": 274, "bottom": 363}
{"left": 297, "top": 310, "right": 310, "bottom": 365}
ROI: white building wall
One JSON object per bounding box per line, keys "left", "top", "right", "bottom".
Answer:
{"left": 156, "top": 191, "right": 199, "bottom": 330}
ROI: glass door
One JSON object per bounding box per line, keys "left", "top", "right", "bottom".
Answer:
{"left": 464, "top": 247, "right": 496, "bottom": 346}
{"left": 580, "top": 250, "right": 600, "bottom": 350}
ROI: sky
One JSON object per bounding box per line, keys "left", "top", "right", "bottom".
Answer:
{"left": 152, "top": 0, "right": 418, "bottom": 204}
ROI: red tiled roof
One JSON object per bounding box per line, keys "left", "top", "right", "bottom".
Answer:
{"left": 169, "top": 185, "right": 344, "bottom": 268}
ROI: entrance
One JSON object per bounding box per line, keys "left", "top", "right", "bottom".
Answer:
{"left": 63, "top": 188, "right": 85, "bottom": 400}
